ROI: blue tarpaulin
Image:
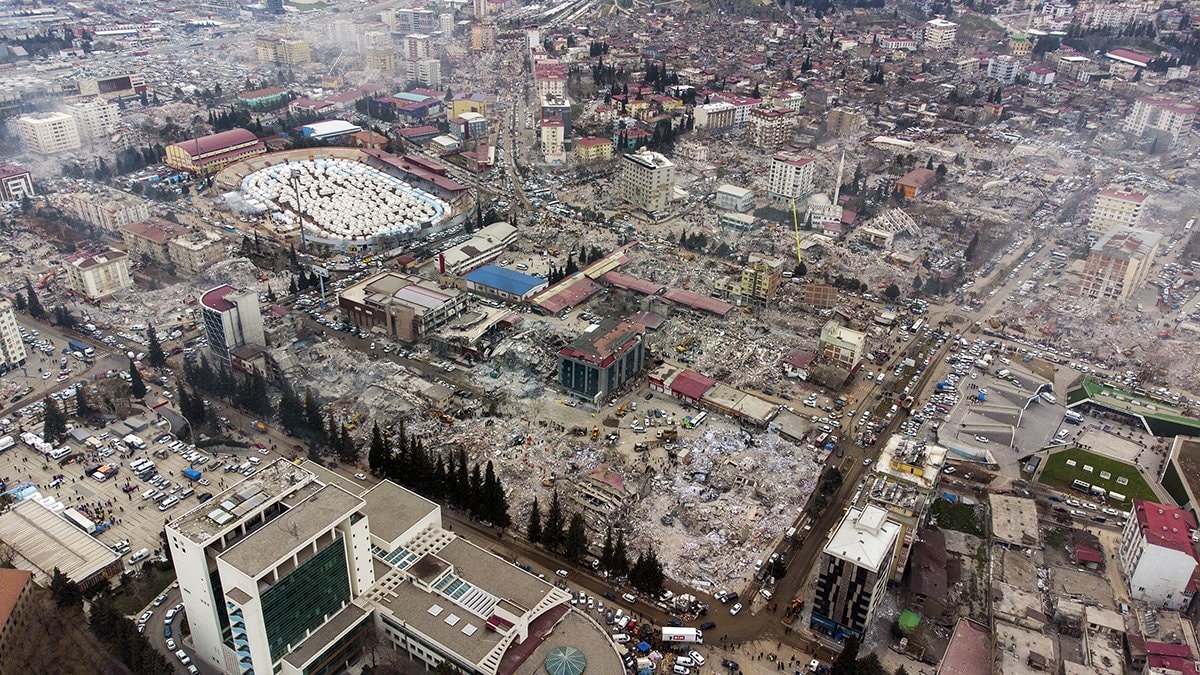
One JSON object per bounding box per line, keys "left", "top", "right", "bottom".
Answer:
{"left": 636, "top": 642, "right": 650, "bottom": 653}
{"left": 183, "top": 467, "right": 202, "bottom": 481}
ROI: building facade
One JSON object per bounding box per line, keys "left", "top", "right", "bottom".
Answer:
{"left": 63, "top": 248, "right": 133, "bottom": 300}
{"left": 1118, "top": 500, "right": 1199, "bottom": 610}
{"left": 715, "top": 184, "right": 754, "bottom": 212}
{"left": 810, "top": 505, "right": 901, "bottom": 640}
{"left": 825, "top": 107, "right": 867, "bottom": 137}
{"left": 59, "top": 191, "right": 150, "bottom": 233}
{"left": 0, "top": 569, "right": 35, "bottom": 674}
{"left": 987, "top": 55, "right": 1022, "bottom": 84}
{"left": 338, "top": 272, "right": 469, "bottom": 343}
{"left": 120, "top": 218, "right": 185, "bottom": 267}
{"left": 558, "top": 319, "right": 646, "bottom": 404}
{"left": 539, "top": 118, "right": 566, "bottom": 164}
{"left": 470, "top": 23, "right": 496, "bottom": 51}
{"left": 1078, "top": 226, "right": 1161, "bottom": 303}
{"left": 1088, "top": 185, "right": 1148, "bottom": 233}
{"left": 748, "top": 107, "right": 796, "bottom": 147}
{"left": 0, "top": 299, "right": 28, "bottom": 375}
{"left": 575, "top": 137, "right": 614, "bottom": 162}
{"left": 168, "top": 230, "right": 225, "bottom": 276}
{"left": 819, "top": 320, "right": 865, "bottom": 369}
{"left": 620, "top": 150, "right": 675, "bottom": 215}
{"left": 719, "top": 254, "right": 783, "bottom": 305}
{"left": 200, "top": 285, "right": 266, "bottom": 363}
{"left": 1124, "top": 96, "right": 1198, "bottom": 144}
{"left": 768, "top": 153, "right": 815, "bottom": 206}
{"left": 923, "top": 18, "right": 958, "bottom": 49}
{"left": 65, "top": 99, "right": 120, "bottom": 138}
{"left": 11, "top": 112, "right": 82, "bottom": 154}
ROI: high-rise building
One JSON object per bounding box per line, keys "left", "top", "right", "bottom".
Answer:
{"left": 65, "top": 99, "right": 120, "bottom": 139}
{"left": 539, "top": 117, "right": 565, "bottom": 164}
{"left": 200, "top": 285, "right": 265, "bottom": 364}
{"left": 403, "top": 33, "right": 432, "bottom": 59}
{"left": 767, "top": 152, "right": 815, "bottom": 206}
{"left": 859, "top": 436, "right": 948, "bottom": 581}
{"left": 266, "top": 0, "right": 284, "bottom": 14}
{"left": 558, "top": 319, "right": 646, "bottom": 403}
{"left": 439, "top": 12, "right": 455, "bottom": 35}
{"left": 256, "top": 36, "right": 311, "bottom": 65}
{"left": 541, "top": 93, "right": 572, "bottom": 137}
{"left": 619, "top": 150, "right": 675, "bottom": 215}
{"left": 0, "top": 569, "right": 35, "bottom": 673}
{"left": 395, "top": 8, "right": 436, "bottom": 33}
{"left": 809, "top": 505, "right": 901, "bottom": 641}
{"left": 825, "top": 107, "right": 866, "bottom": 137}
{"left": 748, "top": 106, "right": 796, "bottom": 147}
{"left": 328, "top": 19, "right": 361, "bottom": 50}
{"left": 473, "top": 0, "right": 489, "bottom": 17}
{"left": 1124, "top": 96, "right": 1198, "bottom": 144}
{"left": 1078, "top": 226, "right": 1161, "bottom": 303}
{"left": 63, "top": 248, "right": 134, "bottom": 300}
{"left": 718, "top": 253, "right": 784, "bottom": 305}
{"left": 365, "top": 48, "right": 397, "bottom": 73}
{"left": 987, "top": 54, "right": 1021, "bottom": 84}
{"left": 11, "top": 112, "right": 81, "bottom": 154}
{"left": 1118, "top": 500, "right": 1200, "bottom": 610}
{"left": 402, "top": 58, "right": 442, "bottom": 87}
{"left": 0, "top": 299, "right": 28, "bottom": 375}
{"left": 1088, "top": 185, "right": 1148, "bottom": 233}
{"left": 470, "top": 23, "right": 496, "bottom": 51}
{"left": 922, "top": 18, "right": 958, "bottom": 49}
{"left": 167, "top": 462, "right": 620, "bottom": 674}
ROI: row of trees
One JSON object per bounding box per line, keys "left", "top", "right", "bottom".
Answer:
{"left": 368, "top": 422, "right": 512, "bottom": 528}
{"left": 182, "top": 355, "right": 273, "bottom": 418}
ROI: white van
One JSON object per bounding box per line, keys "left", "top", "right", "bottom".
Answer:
{"left": 128, "top": 548, "right": 150, "bottom": 564}
{"left": 612, "top": 633, "right": 630, "bottom": 643}
{"left": 49, "top": 447, "right": 70, "bottom": 460}
{"left": 159, "top": 497, "right": 179, "bottom": 511}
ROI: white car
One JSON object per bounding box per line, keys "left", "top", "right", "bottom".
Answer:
{"left": 729, "top": 602, "right": 743, "bottom": 615}
{"left": 354, "top": 473, "right": 366, "bottom": 481}
{"left": 973, "top": 435, "right": 990, "bottom": 444}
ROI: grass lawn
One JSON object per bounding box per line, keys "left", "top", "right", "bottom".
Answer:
{"left": 1037, "top": 447, "right": 1157, "bottom": 502}
{"left": 931, "top": 499, "right": 984, "bottom": 537}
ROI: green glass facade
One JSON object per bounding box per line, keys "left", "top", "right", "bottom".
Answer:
{"left": 260, "top": 538, "right": 351, "bottom": 662}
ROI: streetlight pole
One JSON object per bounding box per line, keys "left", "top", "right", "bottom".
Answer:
{"left": 290, "top": 167, "right": 307, "bottom": 252}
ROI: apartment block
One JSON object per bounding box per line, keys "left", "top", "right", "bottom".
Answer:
{"left": 169, "top": 230, "right": 226, "bottom": 276}
{"left": 1088, "top": 185, "right": 1148, "bottom": 233}
{"left": 65, "top": 99, "right": 120, "bottom": 139}
{"left": 1118, "top": 500, "right": 1199, "bottom": 610}
{"left": 819, "top": 320, "right": 865, "bottom": 369}
{"left": 694, "top": 101, "right": 736, "bottom": 131}
{"left": 120, "top": 218, "right": 186, "bottom": 267}
{"left": 0, "top": 299, "right": 28, "bottom": 374}
{"left": 720, "top": 254, "right": 783, "bottom": 305}
{"left": 402, "top": 58, "right": 442, "bottom": 87}
{"left": 0, "top": 569, "right": 35, "bottom": 674}
{"left": 63, "top": 248, "right": 133, "bottom": 300}
{"left": 1124, "top": 96, "right": 1198, "bottom": 144}
{"left": 715, "top": 184, "right": 754, "bottom": 212}
{"left": 257, "top": 36, "right": 311, "bottom": 65}
{"left": 1078, "top": 226, "right": 1161, "bottom": 303}
{"left": 810, "top": 505, "right": 901, "bottom": 640}
{"left": 59, "top": 191, "right": 150, "bottom": 233}
{"left": 987, "top": 54, "right": 1021, "bottom": 84}
{"left": 825, "top": 107, "right": 867, "bottom": 137}
{"left": 403, "top": 33, "right": 432, "bottom": 60}
{"left": 470, "top": 23, "right": 496, "bottom": 51}
{"left": 575, "top": 136, "right": 613, "bottom": 162}
{"left": 620, "top": 150, "right": 676, "bottom": 215}
{"left": 767, "top": 153, "right": 815, "bottom": 206}
{"left": 749, "top": 106, "right": 796, "bottom": 147}
{"left": 923, "top": 18, "right": 958, "bottom": 49}
{"left": 11, "top": 112, "right": 81, "bottom": 154}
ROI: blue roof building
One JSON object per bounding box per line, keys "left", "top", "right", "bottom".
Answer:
{"left": 463, "top": 264, "right": 547, "bottom": 301}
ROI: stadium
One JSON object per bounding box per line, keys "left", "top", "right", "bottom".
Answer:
{"left": 214, "top": 148, "right": 469, "bottom": 251}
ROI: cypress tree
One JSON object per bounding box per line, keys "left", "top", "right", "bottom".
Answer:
{"left": 543, "top": 490, "right": 565, "bottom": 552}
{"left": 527, "top": 497, "right": 543, "bottom": 543}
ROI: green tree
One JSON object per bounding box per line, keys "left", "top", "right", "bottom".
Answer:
{"left": 964, "top": 231, "right": 979, "bottom": 261}
{"left": 50, "top": 567, "right": 82, "bottom": 608}
{"left": 883, "top": 282, "right": 901, "bottom": 301}
{"left": 832, "top": 637, "right": 861, "bottom": 675}
{"left": 74, "top": 385, "right": 94, "bottom": 419}
{"left": 564, "top": 512, "right": 588, "bottom": 562}
{"left": 52, "top": 304, "right": 77, "bottom": 329}
{"left": 24, "top": 278, "right": 45, "bottom": 319}
{"left": 145, "top": 324, "right": 166, "bottom": 368}
{"left": 128, "top": 360, "right": 147, "bottom": 399}
{"left": 368, "top": 422, "right": 390, "bottom": 474}
{"left": 483, "top": 461, "right": 511, "bottom": 529}
{"left": 912, "top": 274, "right": 923, "bottom": 291}
{"left": 42, "top": 396, "right": 67, "bottom": 442}
{"left": 794, "top": 260, "right": 807, "bottom": 277}
{"left": 611, "top": 528, "right": 629, "bottom": 577}
{"left": 526, "top": 497, "right": 543, "bottom": 544}
{"left": 600, "top": 525, "right": 615, "bottom": 572}
{"left": 543, "top": 490, "right": 565, "bottom": 552}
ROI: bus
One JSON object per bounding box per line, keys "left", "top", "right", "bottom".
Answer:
{"left": 910, "top": 319, "right": 925, "bottom": 334}
{"left": 682, "top": 412, "right": 708, "bottom": 429}
{"left": 1072, "top": 479, "right": 1091, "bottom": 493}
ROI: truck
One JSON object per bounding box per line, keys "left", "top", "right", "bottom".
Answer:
{"left": 182, "top": 467, "right": 202, "bottom": 481}
{"left": 661, "top": 627, "right": 703, "bottom": 643}
{"left": 935, "top": 381, "right": 952, "bottom": 391}
{"left": 123, "top": 434, "right": 147, "bottom": 450}
{"left": 0, "top": 435, "right": 13, "bottom": 453}
{"left": 67, "top": 339, "right": 95, "bottom": 358}
{"left": 253, "top": 421, "right": 267, "bottom": 433}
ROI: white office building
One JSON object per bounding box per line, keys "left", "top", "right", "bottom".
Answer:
{"left": 1124, "top": 96, "right": 1198, "bottom": 144}
{"left": 200, "top": 285, "right": 265, "bottom": 364}
{"left": 923, "top": 18, "right": 958, "bottom": 49}
{"left": 768, "top": 152, "right": 816, "bottom": 206}
{"left": 810, "top": 505, "right": 901, "bottom": 640}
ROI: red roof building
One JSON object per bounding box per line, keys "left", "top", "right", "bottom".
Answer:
{"left": 1118, "top": 500, "right": 1200, "bottom": 610}
{"left": 670, "top": 370, "right": 716, "bottom": 402}
{"left": 165, "top": 129, "right": 265, "bottom": 174}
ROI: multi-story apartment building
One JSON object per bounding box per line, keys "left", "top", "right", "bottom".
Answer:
{"left": 200, "top": 285, "right": 265, "bottom": 364}
{"left": 861, "top": 436, "right": 948, "bottom": 581}
{"left": 825, "top": 107, "right": 867, "bottom": 137}
{"left": 575, "top": 137, "right": 613, "bottom": 162}
{"left": 1078, "top": 226, "right": 1161, "bottom": 303}
{"left": 749, "top": 106, "right": 797, "bottom": 147}
{"left": 256, "top": 36, "right": 312, "bottom": 65}
{"left": 810, "top": 505, "right": 901, "bottom": 640}
{"left": 987, "top": 54, "right": 1022, "bottom": 84}
{"left": 922, "top": 18, "right": 958, "bottom": 49}
{"left": 723, "top": 254, "right": 784, "bottom": 305}
{"left": 169, "top": 230, "right": 225, "bottom": 276}
{"left": 65, "top": 99, "right": 120, "bottom": 139}
{"left": 539, "top": 118, "right": 566, "bottom": 165}
{"left": 1088, "top": 185, "right": 1148, "bottom": 233}
{"left": 63, "top": 248, "right": 133, "bottom": 300}
{"left": 620, "top": 150, "right": 675, "bottom": 215}
{"left": 120, "top": 218, "right": 185, "bottom": 267}
{"left": 59, "top": 191, "right": 150, "bottom": 233}
{"left": 470, "top": 23, "right": 496, "bottom": 51}
{"left": 338, "top": 272, "right": 469, "bottom": 343}
{"left": 403, "top": 33, "right": 432, "bottom": 60}
{"left": 0, "top": 569, "right": 35, "bottom": 674}
{"left": 365, "top": 48, "right": 397, "bottom": 73}
{"left": 402, "top": 58, "right": 442, "bottom": 87}
{"left": 819, "top": 320, "right": 865, "bottom": 369}
{"left": 1118, "top": 500, "right": 1199, "bottom": 610}
{"left": 694, "top": 101, "right": 737, "bottom": 131}
{"left": 767, "top": 153, "right": 815, "bottom": 206}
{"left": 0, "top": 299, "right": 28, "bottom": 375}
{"left": 0, "top": 162, "right": 34, "bottom": 201}
{"left": 1124, "top": 96, "right": 1198, "bottom": 144}
{"left": 11, "top": 112, "right": 81, "bottom": 154}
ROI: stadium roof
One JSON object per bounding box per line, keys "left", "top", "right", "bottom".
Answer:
{"left": 1067, "top": 376, "right": 1200, "bottom": 436}
{"left": 463, "top": 264, "right": 546, "bottom": 297}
